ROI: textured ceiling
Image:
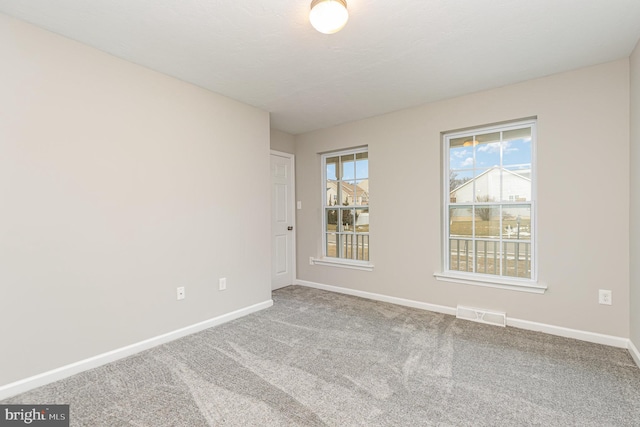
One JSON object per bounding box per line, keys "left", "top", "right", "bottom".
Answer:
{"left": 1, "top": 0, "right": 640, "bottom": 134}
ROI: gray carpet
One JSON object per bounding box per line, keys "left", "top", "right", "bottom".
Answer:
{"left": 3, "top": 285, "right": 640, "bottom": 426}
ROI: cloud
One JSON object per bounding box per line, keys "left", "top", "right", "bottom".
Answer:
{"left": 477, "top": 142, "right": 499, "bottom": 153}
{"left": 453, "top": 149, "right": 470, "bottom": 158}
{"left": 479, "top": 141, "right": 518, "bottom": 154}
{"left": 461, "top": 157, "right": 474, "bottom": 167}
{"left": 503, "top": 141, "right": 518, "bottom": 153}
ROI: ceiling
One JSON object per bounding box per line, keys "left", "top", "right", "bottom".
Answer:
{"left": 1, "top": 0, "right": 640, "bottom": 135}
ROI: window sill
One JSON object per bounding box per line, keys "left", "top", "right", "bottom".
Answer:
{"left": 433, "top": 272, "right": 546, "bottom": 294}
{"left": 311, "top": 257, "right": 374, "bottom": 271}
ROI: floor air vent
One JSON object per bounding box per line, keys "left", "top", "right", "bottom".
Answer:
{"left": 456, "top": 305, "right": 506, "bottom": 327}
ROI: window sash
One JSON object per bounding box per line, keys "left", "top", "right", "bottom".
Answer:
{"left": 322, "top": 147, "right": 369, "bottom": 262}
{"left": 443, "top": 120, "right": 536, "bottom": 282}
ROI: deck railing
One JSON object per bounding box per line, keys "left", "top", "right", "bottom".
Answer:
{"left": 326, "top": 233, "right": 369, "bottom": 261}
{"left": 449, "top": 238, "right": 531, "bottom": 278}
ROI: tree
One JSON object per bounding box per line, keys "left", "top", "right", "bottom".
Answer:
{"left": 475, "top": 195, "right": 493, "bottom": 221}
{"left": 449, "top": 171, "right": 470, "bottom": 192}
{"left": 327, "top": 209, "right": 338, "bottom": 226}
{"left": 339, "top": 198, "right": 361, "bottom": 229}
{"left": 342, "top": 198, "right": 353, "bottom": 228}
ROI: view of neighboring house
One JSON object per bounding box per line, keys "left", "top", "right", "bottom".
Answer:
{"left": 326, "top": 179, "right": 370, "bottom": 226}
{"left": 450, "top": 166, "right": 531, "bottom": 204}
{"left": 326, "top": 179, "right": 369, "bottom": 206}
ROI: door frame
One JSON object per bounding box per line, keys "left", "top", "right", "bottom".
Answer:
{"left": 270, "top": 150, "right": 297, "bottom": 289}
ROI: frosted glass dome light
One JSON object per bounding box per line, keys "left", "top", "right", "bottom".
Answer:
{"left": 310, "top": 0, "right": 349, "bottom": 34}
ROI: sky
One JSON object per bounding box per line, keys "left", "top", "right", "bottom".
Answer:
{"left": 326, "top": 158, "right": 368, "bottom": 182}
{"left": 450, "top": 138, "right": 532, "bottom": 175}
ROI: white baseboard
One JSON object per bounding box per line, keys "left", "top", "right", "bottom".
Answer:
{"left": 630, "top": 340, "right": 640, "bottom": 368}
{"left": 295, "top": 279, "right": 457, "bottom": 316}
{"left": 506, "top": 318, "right": 628, "bottom": 348}
{"left": 295, "top": 279, "right": 632, "bottom": 350}
{"left": 0, "top": 299, "right": 273, "bottom": 401}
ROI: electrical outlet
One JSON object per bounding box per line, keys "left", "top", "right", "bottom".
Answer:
{"left": 598, "top": 289, "right": 612, "bottom": 305}
{"left": 219, "top": 277, "right": 227, "bottom": 291}
{"left": 177, "top": 286, "right": 185, "bottom": 300}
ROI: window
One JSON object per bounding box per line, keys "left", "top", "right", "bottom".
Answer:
{"left": 438, "top": 119, "right": 543, "bottom": 292}
{"left": 321, "top": 147, "right": 370, "bottom": 266}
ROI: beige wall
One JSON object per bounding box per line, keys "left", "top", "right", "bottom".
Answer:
{"left": 295, "top": 59, "right": 630, "bottom": 337}
{"left": 0, "top": 14, "right": 271, "bottom": 386}
{"left": 631, "top": 41, "right": 640, "bottom": 349}
{"left": 270, "top": 128, "right": 295, "bottom": 154}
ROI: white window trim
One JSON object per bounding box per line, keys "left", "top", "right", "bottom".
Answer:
{"left": 439, "top": 119, "right": 542, "bottom": 293}
{"left": 318, "top": 146, "right": 373, "bottom": 271}
{"left": 433, "top": 272, "right": 546, "bottom": 294}
{"left": 311, "top": 257, "right": 374, "bottom": 271}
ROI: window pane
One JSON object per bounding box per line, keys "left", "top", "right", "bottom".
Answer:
{"left": 354, "top": 208, "right": 369, "bottom": 232}
{"left": 326, "top": 209, "right": 338, "bottom": 231}
{"left": 449, "top": 239, "right": 473, "bottom": 272}
{"left": 341, "top": 233, "right": 369, "bottom": 261}
{"left": 476, "top": 240, "right": 500, "bottom": 275}
{"left": 449, "top": 170, "right": 473, "bottom": 202}
{"left": 340, "top": 208, "right": 356, "bottom": 231}
{"left": 336, "top": 234, "right": 349, "bottom": 258}
{"left": 340, "top": 154, "right": 355, "bottom": 180}
{"left": 355, "top": 234, "right": 369, "bottom": 261}
{"left": 341, "top": 234, "right": 353, "bottom": 260}
{"left": 450, "top": 136, "right": 467, "bottom": 148}
{"left": 326, "top": 233, "right": 337, "bottom": 258}
{"left": 355, "top": 152, "right": 368, "bottom": 179}
{"left": 473, "top": 168, "right": 495, "bottom": 202}
{"left": 504, "top": 127, "right": 531, "bottom": 140}
{"left": 503, "top": 241, "right": 531, "bottom": 278}
{"left": 502, "top": 205, "right": 531, "bottom": 240}
{"left": 449, "top": 206, "right": 473, "bottom": 238}
{"left": 474, "top": 205, "right": 500, "bottom": 239}
{"left": 503, "top": 128, "right": 532, "bottom": 167}
{"left": 502, "top": 167, "right": 531, "bottom": 202}
{"left": 341, "top": 181, "right": 356, "bottom": 206}
{"left": 474, "top": 132, "right": 501, "bottom": 169}
{"left": 326, "top": 156, "right": 339, "bottom": 181}
{"left": 450, "top": 141, "right": 474, "bottom": 170}
{"left": 476, "top": 132, "right": 501, "bottom": 144}
{"left": 355, "top": 181, "right": 369, "bottom": 206}
{"left": 326, "top": 180, "right": 339, "bottom": 206}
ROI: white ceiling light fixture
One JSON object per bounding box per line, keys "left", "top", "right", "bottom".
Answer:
{"left": 309, "top": 0, "right": 349, "bottom": 34}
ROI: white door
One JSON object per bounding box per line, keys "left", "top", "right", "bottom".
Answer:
{"left": 271, "top": 152, "right": 295, "bottom": 290}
